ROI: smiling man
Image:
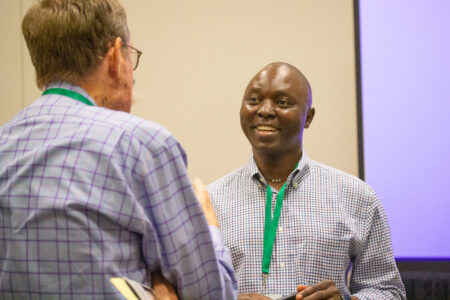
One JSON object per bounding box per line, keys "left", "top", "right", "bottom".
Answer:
{"left": 207, "top": 62, "right": 405, "bottom": 300}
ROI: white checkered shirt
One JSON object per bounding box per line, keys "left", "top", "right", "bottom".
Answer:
{"left": 207, "top": 152, "right": 405, "bottom": 300}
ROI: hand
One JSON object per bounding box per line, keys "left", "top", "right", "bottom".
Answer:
{"left": 296, "top": 280, "right": 340, "bottom": 300}
{"left": 193, "top": 178, "right": 219, "bottom": 227}
{"left": 238, "top": 293, "right": 273, "bottom": 300}
{"left": 151, "top": 271, "right": 178, "bottom": 300}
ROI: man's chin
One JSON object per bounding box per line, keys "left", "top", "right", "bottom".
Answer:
{"left": 251, "top": 143, "right": 281, "bottom": 157}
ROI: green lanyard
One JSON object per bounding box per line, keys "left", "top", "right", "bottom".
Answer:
{"left": 42, "top": 88, "right": 94, "bottom": 106}
{"left": 261, "top": 162, "right": 299, "bottom": 293}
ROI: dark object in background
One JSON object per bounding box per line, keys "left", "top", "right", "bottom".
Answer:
{"left": 397, "top": 260, "right": 450, "bottom": 299}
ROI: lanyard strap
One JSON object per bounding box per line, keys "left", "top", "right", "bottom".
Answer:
{"left": 262, "top": 182, "right": 287, "bottom": 275}
{"left": 261, "top": 161, "right": 299, "bottom": 278}
{"left": 42, "top": 88, "right": 94, "bottom": 106}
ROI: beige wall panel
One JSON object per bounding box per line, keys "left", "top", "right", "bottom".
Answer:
{"left": 3, "top": 0, "right": 358, "bottom": 184}
{"left": 21, "top": 0, "right": 41, "bottom": 106}
{"left": 0, "top": 1, "right": 22, "bottom": 125}
{"left": 122, "top": 0, "right": 358, "bottom": 183}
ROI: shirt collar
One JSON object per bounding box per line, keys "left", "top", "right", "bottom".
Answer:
{"left": 45, "top": 81, "right": 97, "bottom": 107}
{"left": 245, "top": 151, "right": 311, "bottom": 190}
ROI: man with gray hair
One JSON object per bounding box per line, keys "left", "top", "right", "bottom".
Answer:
{"left": 0, "top": 0, "right": 236, "bottom": 298}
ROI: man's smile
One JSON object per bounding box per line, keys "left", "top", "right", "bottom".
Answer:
{"left": 253, "top": 124, "right": 279, "bottom": 137}
{"left": 255, "top": 124, "right": 278, "bottom": 131}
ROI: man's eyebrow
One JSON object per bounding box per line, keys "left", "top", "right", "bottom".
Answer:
{"left": 273, "top": 91, "right": 291, "bottom": 97}
{"left": 247, "top": 87, "right": 262, "bottom": 93}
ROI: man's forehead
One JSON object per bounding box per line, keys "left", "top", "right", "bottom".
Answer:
{"left": 249, "top": 64, "right": 303, "bottom": 89}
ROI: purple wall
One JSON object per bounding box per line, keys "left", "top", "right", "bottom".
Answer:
{"left": 360, "top": 2, "right": 450, "bottom": 258}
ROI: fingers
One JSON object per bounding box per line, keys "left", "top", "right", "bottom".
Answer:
{"left": 192, "top": 178, "right": 206, "bottom": 192}
{"left": 296, "top": 285, "right": 308, "bottom": 300}
{"left": 297, "top": 285, "right": 307, "bottom": 292}
{"left": 151, "top": 271, "right": 178, "bottom": 300}
{"left": 238, "top": 293, "right": 273, "bottom": 300}
{"left": 192, "top": 178, "right": 219, "bottom": 227}
{"left": 299, "top": 280, "right": 333, "bottom": 297}
{"left": 192, "top": 178, "right": 207, "bottom": 203}
{"left": 297, "top": 280, "right": 340, "bottom": 300}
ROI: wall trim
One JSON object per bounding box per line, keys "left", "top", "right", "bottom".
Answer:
{"left": 353, "top": 0, "right": 365, "bottom": 180}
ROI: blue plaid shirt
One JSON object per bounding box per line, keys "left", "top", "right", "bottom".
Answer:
{"left": 0, "top": 82, "right": 237, "bottom": 299}
{"left": 207, "top": 153, "right": 405, "bottom": 300}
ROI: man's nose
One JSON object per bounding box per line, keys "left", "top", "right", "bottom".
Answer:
{"left": 257, "top": 99, "right": 276, "bottom": 118}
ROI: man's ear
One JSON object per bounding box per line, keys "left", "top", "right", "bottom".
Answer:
{"left": 304, "top": 107, "right": 315, "bottom": 128}
{"left": 106, "top": 37, "right": 123, "bottom": 78}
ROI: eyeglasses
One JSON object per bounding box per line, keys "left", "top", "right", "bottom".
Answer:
{"left": 126, "top": 45, "right": 142, "bottom": 70}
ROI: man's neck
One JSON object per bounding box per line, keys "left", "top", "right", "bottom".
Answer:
{"left": 77, "top": 75, "right": 106, "bottom": 107}
{"left": 253, "top": 149, "right": 302, "bottom": 188}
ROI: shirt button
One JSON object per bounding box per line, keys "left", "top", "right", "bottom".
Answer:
{"left": 279, "top": 226, "right": 283, "bottom": 232}
{"left": 293, "top": 182, "right": 299, "bottom": 188}
{"left": 280, "top": 262, "right": 285, "bottom": 268}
